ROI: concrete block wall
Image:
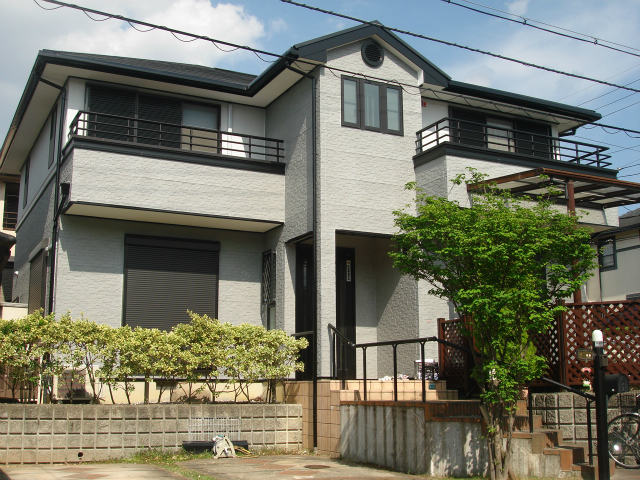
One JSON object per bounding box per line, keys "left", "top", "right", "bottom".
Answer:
{"left": 340, "top": 402, "right": 486, "bottom": 476}
{"left": 531, "top": 391, "right": 637, "bottom": 442}
{"left": 0, "top": 403, "right": 302, "bottom": 464}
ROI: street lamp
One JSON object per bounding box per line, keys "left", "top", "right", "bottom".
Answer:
{"left": 592, "top": 329, "right": 609, "bottom": 480}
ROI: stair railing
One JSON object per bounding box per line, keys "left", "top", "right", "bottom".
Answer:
{"left": 529, "top": 376, "right": 595, "bottom": 466}
{"left": 328, "top": 324, "right": 469, "bottom": 403}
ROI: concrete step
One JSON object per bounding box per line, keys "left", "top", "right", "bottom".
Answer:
{"left": 512, "top": 429, "right": 563, "bottom": 453}
{"left": 514, "top": 413, "right": 543, "bottom": 432}
{"left": 572, "top": 458, "right": 615, "bottom": 480}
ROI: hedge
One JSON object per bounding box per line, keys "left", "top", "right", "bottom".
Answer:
{"left": 0, "top": 311, "right": 307, "bottom": 404}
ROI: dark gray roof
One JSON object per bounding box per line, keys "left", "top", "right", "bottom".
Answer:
{"left": 40, "top": 50, "right": 257, "bottom": 89}
{"left": 620, "top": 207, "right": 640, "bottom": 227}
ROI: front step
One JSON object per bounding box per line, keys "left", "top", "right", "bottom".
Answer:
{"left": 337, "top": 379, "right": 457, "bottom": 402}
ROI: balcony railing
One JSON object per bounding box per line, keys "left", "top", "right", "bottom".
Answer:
{"left": 416, "top": 117, "right": 612, "bottom": 168}
{"left": 69, "top": 111, "right": 284, "bottom": 163}
{"left": 2, "top": 211, "right": 17, "bottom": 231}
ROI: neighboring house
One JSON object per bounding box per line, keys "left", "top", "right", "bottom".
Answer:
{"left": 1, "top": 23, "right": 639, "bottom": 380}
{"left": 0, "top": 176, "right": 19, "bottom": 297}
{"left": 586, "top": 207, "right": 640, "bottom": 301}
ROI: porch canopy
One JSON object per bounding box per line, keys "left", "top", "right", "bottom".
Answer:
{"left": 467, "top": 167, "right": 640, "bottom": 212}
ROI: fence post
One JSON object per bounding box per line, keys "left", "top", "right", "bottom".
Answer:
{"left": 437, "top": 318, "right": 446, "bottom": 380}
{"left": 558, "top": 309, "right": 567, "bottom": 385}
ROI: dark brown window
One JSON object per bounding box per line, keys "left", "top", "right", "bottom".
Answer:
{"left": 449, "top": 108, "right": 552, "bottom": 159}
{"left": 48, "top": 106, "right": 57, "bottom": 168}
{"left": 22, "top": 156, "right": 29, "bottom": 209}
{"left": 123, "top": 235, "right": 220, "bottom": 330}
{"left": 598, "top": 238, "right": 616, "bottom": 271}
{"left": 341, "top": 76, "right": 403, "bottom": 135}
{"left": 87, "top": 85, "right": 220, "bottom": 151}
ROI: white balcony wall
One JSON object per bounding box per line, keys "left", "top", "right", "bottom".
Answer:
{"left": 66, "top": 148, "right": 284, "bottom": 223}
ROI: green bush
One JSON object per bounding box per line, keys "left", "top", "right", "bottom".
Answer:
{"left": 0, "top": 311, "right": 307, "bottom": 404}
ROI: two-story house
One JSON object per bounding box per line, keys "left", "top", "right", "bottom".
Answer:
{"left": 2, "top": 23, "right": 639, "bottom": 382}
{"left": 586, "top": 206, "right": 640, "bottom": 301}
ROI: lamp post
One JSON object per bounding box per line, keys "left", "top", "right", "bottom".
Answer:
{"left": 592, "top": 329, "right": 610, "bottom": 480}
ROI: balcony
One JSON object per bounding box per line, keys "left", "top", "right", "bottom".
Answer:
{"left": 415, "top": 117, "right": 612, "bottom": 169}
{"left": 68, "top": 110, "right": 284, "bottom": 164}
{"left": 63, "top": 111, "right": 286, "bottom": 232}
{"left": 2, "top": 211, "right": 17, "bottom": 231}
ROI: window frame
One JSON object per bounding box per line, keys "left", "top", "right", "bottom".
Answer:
{"left": 341, "top": 76, "right": 403, "bottom": 135}
{"left": 22, "top": 155, "right": 30, "bottom": 209}
{"left": 598, "top": 237, "right": 617, "bottom": 271}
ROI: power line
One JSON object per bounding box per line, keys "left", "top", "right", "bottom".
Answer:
{"left": 578, "top": 77, "right": 640, "bottom": 106}
{"left": 34, "top": 0, "right": 640, "bottom": 141}
{"left": 592, "top": 91, "right": 637, "bottom": 111}
{"left": 601, "top": 99, "right": 640, "bottom": 118}
{"left": 441, "top": 0, "right": 640, "bottom": 59}
{"left": 558, "top": 63, "right": 640, "bottom": 101}
{"left": 281, "top": 0, "right": 640, "bottom": 95}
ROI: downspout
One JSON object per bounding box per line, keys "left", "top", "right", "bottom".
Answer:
{"left": 48, "top": 83, "right": 67, "bottom": 314}
{"left": 286, "top": 64, "right": 319, "bottom": 450}
{"left": 310, "top": 69, "right": 318, "bottom": 452}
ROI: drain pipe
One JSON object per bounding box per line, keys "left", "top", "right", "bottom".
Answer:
{"left": 287, "top": 63, "right": 319, "bottom": 450}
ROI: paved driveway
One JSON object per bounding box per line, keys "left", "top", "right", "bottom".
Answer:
{"left": 2, "top": 456, "right": 637, "bottom": 479}
{"left": 0, "top": 456, "right": 415, "bottom": 480}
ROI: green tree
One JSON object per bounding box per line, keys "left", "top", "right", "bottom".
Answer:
{"left": 390, "top": 171, "right": 596, "bottom": 480}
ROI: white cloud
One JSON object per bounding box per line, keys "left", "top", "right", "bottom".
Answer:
{"left": 506, "top": 0, "right": 530, "bottom": 17}
{"left": 444, "top": 2, "right": 640, "bottom": 103}
{"left": 0, "top": 0, "right": 267, "bottom": 136}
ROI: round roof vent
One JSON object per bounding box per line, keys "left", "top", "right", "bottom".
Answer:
{"left": 361, "top": 40, "right": 384, "bottom": 67}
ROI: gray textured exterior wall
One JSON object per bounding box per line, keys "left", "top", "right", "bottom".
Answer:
{"left": 67, "top": 148, "right": 284, "bottom": 223}
{"left": 266, "top": 77, "right": 313, "bottom": 333}
{"left": 13, "top": 180, "right": 56, "bottom": 305}
{"left": 315, "top": 42, "right": 425, "bottom": 377}
{"left": 0, "top": 403, "right": 302, "bottom": 464}
{"left": 54, "top": 215, "right": 266, "bottom": 328}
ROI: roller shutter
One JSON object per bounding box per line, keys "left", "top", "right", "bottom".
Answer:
{"left": 123, "top": 235, "right": 219, "bottom": 330}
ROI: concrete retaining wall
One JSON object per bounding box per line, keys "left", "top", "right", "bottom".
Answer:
{"left": 0, "top": 403, "right": 302, "bottom": 464}
{"left": 340, "top": 401, "right": 487, "bottom": 476}
{"left": 531, "top": 391, "right": 637, "bottom": 443}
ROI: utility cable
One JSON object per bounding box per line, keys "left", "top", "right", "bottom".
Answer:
{"left": 441, "top": 0, "right": 640, "bottom": 59}
{"left": 281, "top": 0, "right": 640, "bottom": 94}
{"left": 34, "top": 0, "right": 640, "bottom": 140}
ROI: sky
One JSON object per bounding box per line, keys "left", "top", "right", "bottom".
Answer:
{"left": 1, "top": 0, "right": 639, "bottom": 211}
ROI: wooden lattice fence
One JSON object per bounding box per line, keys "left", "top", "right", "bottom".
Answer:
{"left": 437, "top": 301, "right": 640, "bottom": 391}
{"left": 437, "top": 318, "right": 474, "bottom": 394}
{"left": 562, "top": 301, "right": 640, "bottom": 386}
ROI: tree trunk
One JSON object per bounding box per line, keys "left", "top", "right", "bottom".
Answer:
{"left": 480, "top": 403, "right": 512, "bottom": 480}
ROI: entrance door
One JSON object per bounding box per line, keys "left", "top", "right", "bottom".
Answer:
{"left": 336, "top": 247, "right": 356, "bottom": 379}
{"left": 295, "top": 244, "right": 314, "bottom": 380}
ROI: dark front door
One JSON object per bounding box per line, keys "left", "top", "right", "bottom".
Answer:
{"left": 295, "top": 244, "right": 314, "bottom": 380}
{"left": 336, "top": 247, "right": 356, "bottom": 379}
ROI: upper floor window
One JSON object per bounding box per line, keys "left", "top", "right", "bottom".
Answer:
{"left": 341, "top": 76, "right": 402, "bottom": 135}
{"left": 449, "top": 108, "right": 551, "bottom": 159}
{"left": 86, "top": 85, "right": 220, "bottom": 152}
{"left": 598, "top": 238, "right": 616, "bottom": 271}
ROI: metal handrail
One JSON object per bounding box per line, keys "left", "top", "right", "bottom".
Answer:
{"left": 328, "top": 323, "right": 469, "bottom": 402}
{"left": 68, "top": 110, "right": 284, "bottom": 163}
{"left": 528, "top": 376, "right": 595, "bottom": 465}
{"left": 416, "top": 117, "right": 612, "bottom": 168}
